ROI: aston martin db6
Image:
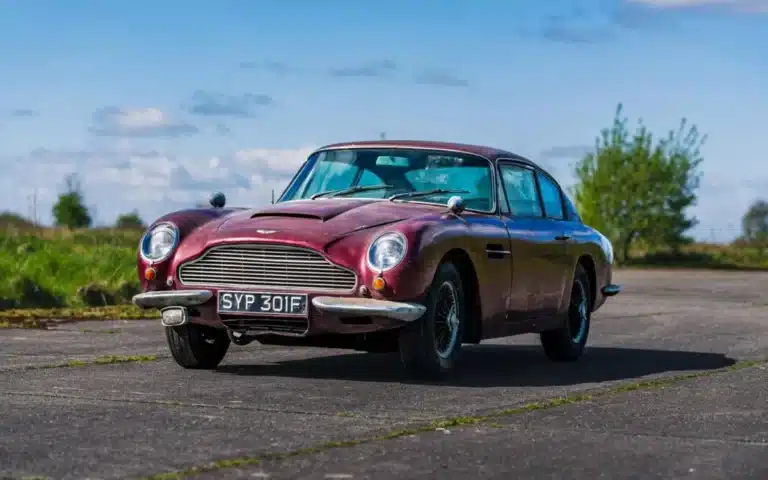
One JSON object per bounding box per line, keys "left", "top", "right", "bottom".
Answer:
{"left": 133, "top": 140, "right": 621, "bottom": 378}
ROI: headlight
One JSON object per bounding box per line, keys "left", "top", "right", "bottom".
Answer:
{"left": 367, "top": 232, "right": 407, "bottom": 272}
{"left": 139, "top": 222, "right": 179, "bottom": 263}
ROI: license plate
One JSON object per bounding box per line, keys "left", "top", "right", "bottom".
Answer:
{"left": 217, "top": 291, "right": 308, "bottom": 317}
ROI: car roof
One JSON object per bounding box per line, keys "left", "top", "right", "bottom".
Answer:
{"left": 315, "top": 140, "right": 539, "bottom": 167}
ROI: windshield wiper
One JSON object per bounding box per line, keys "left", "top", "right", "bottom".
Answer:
{"left": 388, "top": 189, "right": 470, "bottom": 202}
{"left": 310, "top": 184, "right": 395, "bottom": 200}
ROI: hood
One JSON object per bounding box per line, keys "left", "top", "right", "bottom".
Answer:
{"left": 189, "top": 198, "right": 442, "bottom": 250}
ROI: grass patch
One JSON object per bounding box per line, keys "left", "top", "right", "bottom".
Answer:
{"left": 140, "top": 359, "right": 765, "bottom": 480}
{"left": 0, "top": 305, "right": 159, "bottom": 329}
{"left": 0, "top": 318, "right": 49, "bottom": 329}
{"left": 9, "top": 354, "right": 162, "bottom": 372}
{"left": 62, "top": 354, "right": 158, "bottom": 367}
{"left": 628, "top": 243, "right": 768, "bottom": 271}
{"left": 0, "top": 227, "right": 142, "bottom": 309}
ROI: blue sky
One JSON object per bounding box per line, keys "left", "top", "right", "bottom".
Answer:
{"left": 0, "top": 0, "right": 766, "bottom": 241}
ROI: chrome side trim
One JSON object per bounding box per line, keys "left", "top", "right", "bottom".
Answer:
{"left": 312, "top": 296, "right": 426, "bottom": 322}
{"left": 132, "top": 290, "right": 213, "bottom": 309}
{"left": 601, "top": 284, "right": 622, "bottom": 297}
{"left": 486, "top": 249, "right": 512, "bottom": 255}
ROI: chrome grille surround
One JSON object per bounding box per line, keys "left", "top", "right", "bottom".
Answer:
{"left": 177, "top": 243, "right": 357, "bottom": 293}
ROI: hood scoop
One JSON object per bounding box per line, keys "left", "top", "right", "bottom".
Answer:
{"left": 250, "top": 212, "right": 325, "bottom": 221}
{"left": 247, "top": 199, "right": 377, "bottom": 222}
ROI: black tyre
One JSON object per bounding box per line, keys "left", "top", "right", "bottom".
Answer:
{"left": 165, "top": 323, "right": 231, "bottom": 369}
{"left": 540, "top": 263, "right": 592, "bottom": 362}
{"left": 399, "top": 262, "right": 466, "bottom": 378}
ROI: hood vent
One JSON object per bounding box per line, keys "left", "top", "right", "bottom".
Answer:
{"left": 249, "top": 212, "right": 325, "bottom": 221}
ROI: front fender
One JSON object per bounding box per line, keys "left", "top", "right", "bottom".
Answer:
{"left": 326, "top": 215, "right": 476, "bottom": 302}
{"left": 137, "top": 207, "right": 242, "bottom": 291}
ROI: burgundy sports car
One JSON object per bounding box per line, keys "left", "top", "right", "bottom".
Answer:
{"left": 133, "top": 140, "right": 621, "bottom": 378}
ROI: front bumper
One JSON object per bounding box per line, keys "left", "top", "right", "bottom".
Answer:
{"left": 132, "top": 290, "right": 426, "bottom": 323}
{"left": 133, "top": 290, "right": 213, "bottom": 308}
{"left": 312, "top": 296, "right": 425, "bottom": 322}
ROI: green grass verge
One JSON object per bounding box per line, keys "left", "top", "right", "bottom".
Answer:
{"left": 0, "top": 305, "right": 159, "bottom": 329}
{"left": 140, "top": 359, "right": 765, "bottom": 480}
{"left": 627, "top": 243, "right": 768, "bottom": 271}
{"left": 1, "top": 227, "right": 766, "bottom": 311}
{"left": 0, "top": 228, "right": 142, "bottom": 310}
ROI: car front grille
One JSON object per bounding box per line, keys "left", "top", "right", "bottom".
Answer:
{"left": 177, "top": 243, "right": 357, "bottom": 292}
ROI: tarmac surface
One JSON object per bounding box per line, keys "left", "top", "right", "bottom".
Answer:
{"left": 0, "top": 268, "right": 766, "bottom": 480}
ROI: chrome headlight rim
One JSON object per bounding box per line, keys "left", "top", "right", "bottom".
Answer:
{"left": 139, "top": 221, "right": 180, "bottom": 264}
{"left": 366, "top": 231, "right": 408, "bottom": 272}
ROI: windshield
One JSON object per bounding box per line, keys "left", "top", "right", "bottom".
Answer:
{"left": 278, "top": 148, "right": 494, "bottom": 211}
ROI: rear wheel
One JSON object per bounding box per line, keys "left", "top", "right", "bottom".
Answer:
{"left": 540, "top": 264, "right": 591, "bottom": 362}
{"left": 165, "top": 323, "right": 230, "bottom": 369}
{"left": 398, "top": 262, "right": 465, "bottom": 378}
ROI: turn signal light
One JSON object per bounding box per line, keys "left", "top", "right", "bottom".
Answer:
{"left": 372, "top": 276, "right": 386, "bottom": 291}
{"left": 144, "top": 267, "right": 157, "bottom": 281}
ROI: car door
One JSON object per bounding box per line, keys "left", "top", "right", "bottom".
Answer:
{"left": 497, "top": 160, "right": 567, "bottom": 320}
{"left": 534, "top": 169, "right": 573, "bottom": 313}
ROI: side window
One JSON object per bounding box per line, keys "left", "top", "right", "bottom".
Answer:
{"left": 499, "top": 165, "right": 542, "bottom": 217}
{"left": 537, "top": 173, "right": 564, "bottom": 220}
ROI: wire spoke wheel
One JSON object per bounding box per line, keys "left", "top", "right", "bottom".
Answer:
{"left": 433, "top": 281, "right": 460, "bottom": 359}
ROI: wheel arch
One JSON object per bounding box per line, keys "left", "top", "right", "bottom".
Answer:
{"left": 439, "top": 247, "right": 482, "bottom": 344}
{"left": 576, "top": 254, "right": 597, "bottom": 310}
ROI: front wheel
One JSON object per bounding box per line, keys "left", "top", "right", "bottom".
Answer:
{"left": 398, "top": 262, "right": 466, "bottom": 378}
{"left": 165, "top": 323, "right": 231, "bottom": 369}
{"left": 540, "top": 264, "right": 592, "bottom": 362}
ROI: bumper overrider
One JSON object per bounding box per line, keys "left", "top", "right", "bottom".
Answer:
{"left": 132, "top": 290, "right": 427, "bottom": 327}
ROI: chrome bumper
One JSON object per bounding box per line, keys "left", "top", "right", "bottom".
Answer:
{"left": 132, "top": 290, "right": 213, "bottom": 309}
{"left": 312, "top": 296, "right": 426, "bottom": 322}
{"left": 601, "top": 284, "right": 622, "bottom": 297}
{"left": 133, "top": 289, "right": 426, "bottom": 323}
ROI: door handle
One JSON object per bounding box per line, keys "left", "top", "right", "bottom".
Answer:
{"left": 555, "top": 234, "right": 572, "bottom": 241}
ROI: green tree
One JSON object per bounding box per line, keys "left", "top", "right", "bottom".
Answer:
{"left": 741, "top": 199, "right": 768, "bottom": 255}
{"left": 571, "top": 103, "right": 706, "bottom": 263}
{"left": 52, "top": 174, "right": 92, "bottom": 228}
{"left": 115, "top": 210, "right": 145, "bottom": 229}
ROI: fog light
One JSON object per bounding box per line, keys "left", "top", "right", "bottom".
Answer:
{"left": 144, "top": 267, "right": 157, "bottom": 281}
{"left": 372, "top": 276, "right": 386, "bottom": 291}
{"left": 160, "top": 306, "right": 188, "bottom": 327}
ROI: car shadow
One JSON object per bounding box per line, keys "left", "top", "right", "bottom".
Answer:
{"left": 215, "top": 344, "right": 737, "bottom": 387}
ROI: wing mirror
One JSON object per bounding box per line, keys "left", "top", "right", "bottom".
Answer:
{"left": 447, "top": 195, "right": 465, "bottom": 215}
{"left": 209, "top": 191, "right": 226, "bottom": 208}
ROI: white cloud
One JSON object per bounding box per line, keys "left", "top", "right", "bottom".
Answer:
{"left": 628, "top": 0, "right": 768, "bottom": 12}
{"left": 0, "top": 145, "right": 317, "bottom": 226}
{"left": 232, "top": 147, "right": 315, "bottom": 178}
{"left": 89, "top": 107, "right": 199, "bottom": 138}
